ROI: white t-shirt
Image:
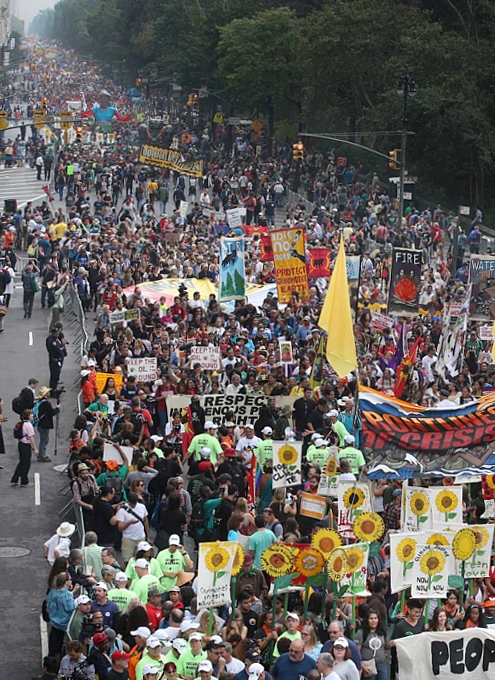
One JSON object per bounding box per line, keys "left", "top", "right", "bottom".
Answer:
{"left": 225, "top": 658, "right": 244, "bottom": 674}
{"left": 44, "top": 534, "right": 72, "bottom": 565}
{"left": 116, "top": 503, "right": 148, "bottom": 540}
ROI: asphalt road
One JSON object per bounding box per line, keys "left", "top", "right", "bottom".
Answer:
{"left": 0, "top": 283, "right": 82, "bottom": 679}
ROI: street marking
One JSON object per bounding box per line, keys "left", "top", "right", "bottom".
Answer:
{"left": 40, "top": 614, "right": 48, "bottom": 662}
{"left": 29, "top": 331, "right": 33, "bottom": 346}
{"left": 34, "top": 472, "right": 41, "bottom": 505}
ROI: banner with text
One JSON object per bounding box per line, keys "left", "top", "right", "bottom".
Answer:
{"left": 469, "top": 255, "right": 495, "bottom": 321}
{"left": 270, "top": 228, "right": 309, "bottom": 303}
{"left": 197, "top": 541, "right": 237, "bottom": 608}
{"left": 388, "top": 247, "right": 422, "bottom": 316}
{"left": 138, "top": 145, "right": 204, "bottom": 177}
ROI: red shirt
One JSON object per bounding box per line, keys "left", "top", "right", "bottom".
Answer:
{"left": 145, "top": 604, "right": 163, "bottom": 632}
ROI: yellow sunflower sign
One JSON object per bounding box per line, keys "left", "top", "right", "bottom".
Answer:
{"left": 464, "top": 524, "right": 495, "bottom": 578}
{"left": 272, "top": 441, "right": 302, "bottom": 489}
{"left": 353, "top": 512, "right": 385, "bottom": 543}
{"left": 339, "top": 542, "right": 370, "bottom": 595}
{"left": 337, "top": 481, "right": 372, "bottom": 538}
{"left": 261, "top": 544, "right": 294, "bottom": 578}
{"left": 390, "top": 532, "right": 425, "bottom": 594}
{"left": 312, "top": 528, "right": 342, "bottom": 557}
{"left": 412, "top": 544, "right": 452, "bottom": 597}
{"left": 317, "top": 446, "right": 340, "bottom": 497}
{"left": 294, "top": 547, "right": 326, "bottom": 577}
{"left": 197, "top": 541, "right": 237, "bottom": 608}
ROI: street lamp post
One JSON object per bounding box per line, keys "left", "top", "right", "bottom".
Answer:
{"left": 396, "top": 69, "right": 417, "bottom": 231}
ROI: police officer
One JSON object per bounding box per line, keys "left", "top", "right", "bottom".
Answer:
{"left": 46, "top": 327, "right": 65, "bottom": 391}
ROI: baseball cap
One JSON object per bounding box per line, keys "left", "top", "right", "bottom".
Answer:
{"left": 262, "top": 426, "right": 273, "bottom": 435}
{"left": 180, "top": 620, "right": 200, "bottom": 633}
{"left": 135, "top": 558, "right": 149, "bottom": 569}
{"left": 327, "top": 409, "right": 339, "bottom": 417}
{"left": 200, "top": 447, "right": 211, "bottom": 458}
{"left": 189, "top": 632, "right": 203, "bottom": 642}
{"left": 131, "top": 626, "right": 151, "bottom": 638}
{"left": 106, "top": 459, "right": 119, "bottom": 471}
{"left": 146, "top": 636, "right": 162, "bottom": 649}
{"left": 286, "top": 612, "right": 300, "bottom": 622}
{"left": 169, "top": 585, "right": 181, "bottom": 593}
{"left": 344, "top": 434, "right": 355, "bottom": 445}
{"left": 142, "top": 665, "right": 161, "bottom": 676}
{"left": 75, "top": 595, "right": 91, "bottom": 605}
{"left": 245, "top": 423, "right": 254, "bottom": 430}
{"left": 204, "top": 421, "right": 217, "bottom": 430}
{"left": 169, "top": 534, "right": 181, "bottom": 546}
{"left": 112, "top": 650, "right": 131, "bottom": 661}
{"left": 94, "top": 581, "right": 108, "bottom": 591}
{"left": 93, "top": 632, "right": 109, "bottom": 645}
{"left": 198, "top": 661, "right": 213, "bottom": 673}
{"left": 137, "top": 541, "right": 153, "bottom": 552}
{"left": 314, "top": 438, "right": 325, "bottom": 447}
{"left": 223, "top": 447, "right": 236, "bottom": 457}
{"left": 248, "top": 663, "right": 265, "bottom": 680}
{"left": 205, "top": 638, "right": 225, "bottom": 650}
{"left": 483, "top": 599, "right": 495, "bottom": 608}
{"left": 333, "top": 637, "right": 349, "bottom": 648}
{"left": 172, "top": 638, "right": 188, "bottom": 654}
{"left": 151, "top": 434, "right": 164, "bottom": 442}
{"left": 245, "top": 650, "right": 262, "bottom": 662}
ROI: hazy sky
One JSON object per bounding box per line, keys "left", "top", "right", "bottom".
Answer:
{"left": 18, "top": 0, "right": 57, "bottom": 30}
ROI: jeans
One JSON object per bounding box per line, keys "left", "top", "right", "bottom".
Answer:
{"left": 23, "top": 290, "right": 35, "bottom": 317}
{"left": 369, "top": 664, "right": 389, "bottom": 680}
{"left": 11, "top": 441, "right": 32, "bottom": 485}
{"left": 41, "top": 285, "right": 48, "bottom": 307}
{"left": 157, "top": 410, "right": 168, "bottom": 435}
{"left": 38, "top": 427, "right": 50, "bottom": 459}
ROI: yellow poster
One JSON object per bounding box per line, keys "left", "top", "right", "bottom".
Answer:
{"left": 270, "top": 228, "right": 309, "bottom": 303}
{"left": 138, "top": 145, "right": 204, "bottom": 177}
{"left": 95, "top": 372, "right": 123, "bottom": 394}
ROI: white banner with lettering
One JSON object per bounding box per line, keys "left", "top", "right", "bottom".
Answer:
{"left": 166, "top": 394, "right": 295, "bottom": 426}
{"left": 127, "top": 357, "right": 157, "bottom": 383}
{"left": 189, "top": 346, "right": 221, "bottom": 371}
{"left": 197, "top": 541, "right": 237, "bottom": 608}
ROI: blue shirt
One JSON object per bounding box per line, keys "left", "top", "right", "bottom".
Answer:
{"left": 271, "top": 652, "right": 316, "bottom": 680}
{"left": 91, "top": 598, "right": 120, "bottom": 628}
{"left": 47, "top": 588, "right": 76, "bottom": 631}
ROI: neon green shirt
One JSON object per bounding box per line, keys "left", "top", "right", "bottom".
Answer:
{"left": 306, "top": 445, "right": 329, "bottom": 468}
{"left": 177, "top": 650, "right": 208, "bottom": 678}
{"left": 156, "top": 548, "right": 187, "bottom": 591}
{"left": 272, "top": 631, "right": 301, "bottom": 658}
{"left": 107, "top": 587, "right": 138, "bottom": 611}
{"left": 187, "top": 433, "right": 223, "bottom": 464}
{"left": 254, "top": 440, "right": 273, "bottom": 465}
{"left": 338, "top": 446, "right": 366, "bottom": 474}
{"left": 131, "top": 574, "right": 161, "bottom": 603}
{"left": 333, "top": 420, "right": 350, "bottom": 447}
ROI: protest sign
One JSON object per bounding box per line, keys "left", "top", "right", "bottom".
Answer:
{"left": 189, "top": 346, "right": 221, "bottom": 371}
{"left": 103, "top": 442, "right": 133, "bottom": 466}
{"left": 463, "top": 524, "right": 494, "bottom": 578}
{"left": 109, "top": 309, "right": 125, "bottom": 324}
{"left": 388, "top": 248, "right": 422, "bottom": 316}
{"left": 259, "top": 235, "right": 274, "bottom": 261}
{"left": 270, "top": 228, "right": 309, "bottom": 303}
{"left": 370, "top": 312, "right": 395, "bottom": 333}
{"left": 402, "top": 486, "right": 463, "bottom": 532}
{"left": 166, "top": 394, "right": 296, "bottom": 426}
{"left": 95, "top": 372, "right": 123, "bottom": 394}
{"left": 337, "top": 481, "right": 372, "bottom": 538}
{"left": 226, "top": 208, "right": 243, "bottom": 228}
{"left": 395, "top": 628, "right": 495, "bottom": 680}
{"left": 197, "top": 541, "right": 237, "bottom": 608}
{"left": 480, "top": 325, "right": 493, "bottom": 341}
{"left": 138, "top": 145, "right": 203, "bottom": 177}
{"left": 272, "top": 441, "right": 302, "bottom": 489}
{"left": 317, "top": 447, "right": 340, "bottom": 497}
{"left": 390, "top": 531, "right": 426, "bottom": 594}
{"left": 308, "top": 248, "right": 331, "bottom": 277}
{"left": 125, "top": 308, "right": 140, "bottom": 321}
{"left": 278, "top": 339, "right": 293, "bottom": 365}
{"left": 469, "top": 255, "right": 495, "bottom": 321}
{"left": 127, "top": 357, "right": 157, "bottom": 382}
{"left": 411, "top": 544, "right": 453, "bottom": 598}
{"left": 180, "top": 200, "right": 188, "bottom": 218}
{"left": 300, "top": 493, "right": 327, "bottom": 519}
{"left": 219, "top": 236, "right": 245, "bottom": 301}
{"left": 340, "top": 542, "right": 370, "bottom": 596}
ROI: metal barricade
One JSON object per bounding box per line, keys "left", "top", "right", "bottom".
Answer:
{"left": 15, "top": 255, "right": 39, "bottom": 273}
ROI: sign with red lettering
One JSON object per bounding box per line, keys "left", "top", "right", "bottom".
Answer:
{"left": 308, "top": 248, "right": 331, "bottom": 277}
{"left": 269, "top": 228, "right": 309, "bottom": 303}
{"left": 127, "top": 357, "right": 157, "bottom": 383}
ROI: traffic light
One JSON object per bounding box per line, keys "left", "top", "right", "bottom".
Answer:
{"left": 187, "top": 93, "right": 194, "bottom": 106}
{"left": 389, "top": 149, "right": 400, "bottom": 169}
{"left": 293, "top": 142, "right": 304, "bottom": 162}
{"left": 75, "top": 126, "right": 82, "bottom": 144}
{"left": 136, "top": 77, "right": 142, "bottom": 86}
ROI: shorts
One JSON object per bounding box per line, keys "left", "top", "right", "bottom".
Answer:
{"left": 121, "top": 536, "right": 144, "bottom": 562}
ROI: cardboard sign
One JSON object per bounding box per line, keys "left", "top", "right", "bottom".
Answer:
{"left": 370, "top": 312, "right": 395, "bottom": 332}
{"left": 189, "top": 346, "right": 221, "bottom": 371}
{"left": 300, "top": 492, "right": 327, "bottom": 519}
{"left": 109, "top": 309, "right": 125, "bottom": 324}
{"left": 103, "top": 442, "right": 133, "bottom": 466}
{"left": 95, "top": 372, "right": 123, "bottom": 394}
{"left": 272, "top": 441, "right": 302, "bottom": 489}
{"left": 127, "top": 357, "right": 157, "bottom": 383}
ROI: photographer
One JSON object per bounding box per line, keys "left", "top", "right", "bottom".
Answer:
{"left": 59, "top": 640, "right": 96, "bottom": 680}
{"left": 36, "top": 386, "right": 61, "bottom": 462}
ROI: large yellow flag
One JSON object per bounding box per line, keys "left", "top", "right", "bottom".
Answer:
{"left": 318, "top": 234, "right": 357, "bottom": 377}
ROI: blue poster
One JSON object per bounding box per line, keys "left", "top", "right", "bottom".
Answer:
{"left": 219, "top": 236, "right": 245, "bottom": 302}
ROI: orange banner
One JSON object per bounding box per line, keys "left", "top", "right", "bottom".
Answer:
{"left": 269, "top": 228, "right": 309, "bottom": 303}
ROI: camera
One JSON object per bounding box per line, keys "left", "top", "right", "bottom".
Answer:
{"left": 52, "top": 386, "right": 66, "bottom": 402}
{"left": 81, "top": 613, "right": 99, "bottom": 636}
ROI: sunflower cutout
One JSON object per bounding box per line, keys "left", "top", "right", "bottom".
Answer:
{"left": 343, "top": 487, "right": 365, "bottom": 510}
{"left": 294, "top": 547, "right": 326, "bottom": 578}
{"left": 426, "top": 533, "right": 449, "bottom": 547}
{"left": 353, "top": 512, "right": 385, "bottom": 543}
{"left": 325, "top": 456, "right": 338, "bottom": 477}
{"left": 277, "top": 444, "right": 299, "bottom": 466}
{"left": 205, "top": 546, "right": 230, "bottom": 573}
{"left": 452, "top": 528, "right": 476, "bottom": 561}
{"left": 435, "top": 489, "right": 459, "bottom": 521}
{"left": 312, "top": 529, "right": 342, "bottom": 557}
{"left": 345, "top": 546, "right": 365, "bottom": 573}
{"left": 472, "top": 526, "right": 490, "bottom": 549}
{"left": 419, "top": 548, "right": 446, "bottom": 590}
{"left": 261, "top": 544, "right": 294, "bottom": 578}
{"left": 396, "top": 537, "right": 417, "bottom": 577}
{"left": 327, "top": 548, "right": 347, "bottom": 581}
{"left": 231, "top": 544, "right": 245, "bottom": 577}
{"left": 485, "top": 475, "right": 495, "bottom": 490}
{"left": 409, "top": 491, "right": 429, "bottom": 527}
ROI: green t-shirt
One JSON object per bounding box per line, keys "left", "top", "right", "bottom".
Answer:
{"left": 272, "top": 631, "right": 301, "bottom": 658}
{"left": 177, "top": 650, "right": 207, "bottom": 678}
{"left": 306, "top": 445, "right": 329, "bottom": 468}
{"left": 333, "top": 420, "right": 350, "bottom": 447}
{"left": 131, "top": 574, "right": 162, "bottom": 603}
{"left": 107, "top": 587, "right": 138, "bottom": 611}
{"left": 338, "top": 446, "right": 366, "bottom": 474}
{"left": 254, "top": 440, "right": 273, "bottom": 465}
{"left": 126, "top": 556, "right": 162, "bottom": 582}
{"left": 188, "top": 433, "right": 223, "bottom": 464}
{"left": 87, "top": 401, "right": 109, "bottom": 416}
{"left": 135, "top": 653, "right": 166, "bottom": 680}
{"left": 248, "top": 529, "right": 277, "bottom": 569}
{"left": 156, "top": 548, "right": 187, "bottom": 591}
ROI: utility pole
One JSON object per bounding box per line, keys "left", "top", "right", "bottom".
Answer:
{"left": 396, "top": 68, "right": 417, "bottom": 232}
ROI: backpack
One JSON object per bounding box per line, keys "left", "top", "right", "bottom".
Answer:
{"left": 31, "top": 401, "right": 41, "bottom": 428}
{"left": 106, "top": 473, "right": 124, "bottom": 503}
{"left": 13, "top": 421, "right": 24, "bottom": 440}
{"left": 12, "top": 395, "right": 23, "bottom": 415}
{"left": 225, "top": 462, "right": 246, "bottom": 496}
{"left": 190, "top": 499, "right": 205, "bottom": 529}
{"left": 151, "top": 498, "right": 167, "bottom": 532}
{"left": 47, "top": 287, "right": 56, "bottom": 307}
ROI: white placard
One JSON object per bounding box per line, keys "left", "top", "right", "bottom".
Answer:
{"left": 180, "top": 200, "right": 189, "bottom": 218}
{"left": 370, "top": 312, "right": 394, "bottom": 332}
{"left": 103, "top": 442, "right": 133, "bottom": 466}
{"left": 479, "top": 325, "right": 493, "bottom": 341}
{"left": 197, "top": 541, "right": 237, "bottom": 608}
{"left": 226, "top": 208, "right": 243, "bottom": 228}
{"left": 272, "top": 441, "right": 302, "bottom": 489}
{"left": 127, "top": 357, "right": 157, "bottom": 383}
{"left": 109, "top": 309, "right": 125, "bottom": 324}
{"left": 189, "top": 346, "right": 221, "bottom": 371}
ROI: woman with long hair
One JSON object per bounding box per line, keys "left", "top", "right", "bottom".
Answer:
{"left": 46, "top": 572, "right": 76, "bottom": 655}
{"left": 430, "top": 606, "right": 450, "bottom": 632}
{"left": 354, "top": 609, "right": 388, "bottom": 680}
{"left": 47, "top": 557, "right": 69, "bottom": 591}
{"left": 102, "top": 376, "right": 121, "bottom": 401}
{"left": 301, "top": 624, "right": 322, "bottom": 661}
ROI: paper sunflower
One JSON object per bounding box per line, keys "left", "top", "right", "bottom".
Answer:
{"left": 343, "top": 486, "right": 365, "bottom": 510}
{"left": 396, "top": 537, "right": 417, "bottom": 563}
{"left": 472, "top": 526, "right": 490, "bottom": 549}
{"left": 452, "top": 528, "right": 476, "bottom": 561}
{"left": 231, "top": 544, "right": 245, "bottom": 576}
{"left": 312, "top": 528, "right": 342, "bottom": 557}
{"left": 277, "top": 444, "right": 299, "bottom": 466}
{"left": 353, "top": 512, "right": 385, "bottom": 543}
{"left": 345, "top": 546, "right": 365, "bottom": 573}
{"left": 294, "top": 547, "right": 326, "bottom": 577}
{"left": 485, "top": 475, "right": 495, "bottom": 490}
{"left": 325, "top": 456, "right": 338, "bottom": 477}
{"left": 426, "top": 533, "right": 449, "bottom": 547}
{"left": 409, "top": 492, "right": 429, "bottom": 516}
{"left": 419, "top": 549, "right": 446, "bottom": 576}
{"left": 327, "top": 548, "right": 347, "bottom": 581}
{"left": 435, "top": 489, "right": 458, "bottom": 514}
{"left": 261, "top": 544, "right": 293, "bottom": 578}
{"left": 205, "top": 546, "right": 230, "bottom": 573}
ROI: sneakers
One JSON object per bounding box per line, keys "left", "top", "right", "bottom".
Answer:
{"left": 37, "top": 457, "right": 52, "bottom": 462}
{"left": 20, "top": 483, "right": 34, "bottom": 487}
{"left": 10, "top": 481, "right": 18, "bottom": 486}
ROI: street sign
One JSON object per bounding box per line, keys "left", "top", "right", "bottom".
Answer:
{"left": 459, "top": 205, "right": 470, "bottom": 216}
{"left": 0, "top": 110, "right": 8, "bottom": 118}
{"left": 251, "top": 119, "right": 263, "bottom": 133}
{"left": 0, "top": 120, "right": 7, "bottom": 130}
{"left": 34, "top": 108, "right": 46, "bottom": 118}
{"left": 213, "top": 112, "right": 223, "bottom": 124}
{"left": 33, "top": 118, "right": 46, "bottom": 130}
{"left": 228, "top": 117, "right": 241, "bottom": 125}
{"left": 60, "top": 111, "right": 72, "bottom": 118}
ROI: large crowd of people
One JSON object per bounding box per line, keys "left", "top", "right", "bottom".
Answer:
{"left": 1, "top": 37, "right": 495, "bottom": 680}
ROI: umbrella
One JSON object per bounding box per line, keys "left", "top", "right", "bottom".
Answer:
{"left": 126, "top": 87, "right": 141, "bottom": 97}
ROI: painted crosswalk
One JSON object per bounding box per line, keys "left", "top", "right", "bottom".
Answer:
{"left": 0, "top": 165, "right": 48, "bottom": 209}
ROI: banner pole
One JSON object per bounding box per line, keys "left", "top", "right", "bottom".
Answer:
{"left": 208, "top": 607, "right": 214, "bottom": 635}
{"left": 303, "top": 583, "right": 310, "bottom": 624}
{"left": 332, "top": 581, "right": 338, "bottom": 620}
{"left": 400, "top": 589, "right": 406, "bottom": 613}
{"left": 424, "top": 599, "right": 430, "bottom": 624}
{"left": 351, "top": 597, "right": 356, "bottom": 639}
{"left": 283, "top": 591, "right": 289, "bottom": 620}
